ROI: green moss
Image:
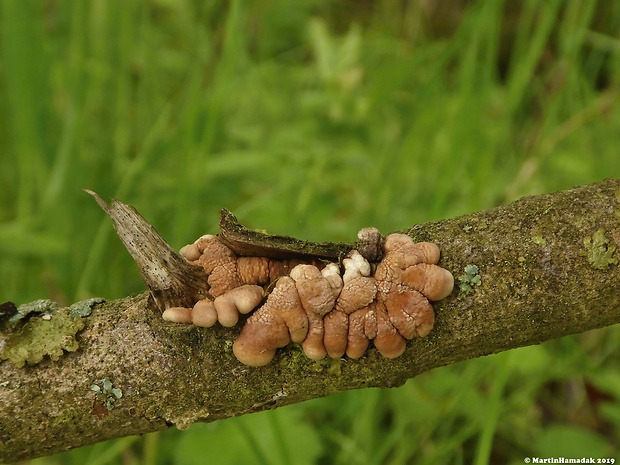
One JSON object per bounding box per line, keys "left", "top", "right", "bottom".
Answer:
{"left": 1, "top": 309, "right": 84, "bottom": 367}
{"left": 583, "top": 228, "right": 618, "bottom": 270}
{"left": 327, "top": 358, "right": 342, "bottom": 376}
{"left": 532, "top": 234, "right": 547, "bottom": 247}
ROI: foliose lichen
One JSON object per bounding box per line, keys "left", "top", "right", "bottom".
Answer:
{"left": 0, "top": 298, "right": 104, "bottom": 368}
{"left": 1, "top": 309, "right": 84, "bottom": 368}
{"left": 458, "top": 264, "right": 481, "bottom": 296}
{"left": 90, "top": 377, "right": 123, "bottom": 410}
{"left": 8, "top": 299, "right": 60, "bottom": 327}
{"left": 584, "top": 228, "right": 618, "bottom": 270}
{"left": 6, "top": 297, "right": 104, "bottom": 327}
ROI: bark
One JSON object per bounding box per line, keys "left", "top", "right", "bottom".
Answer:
{"left": 2, "top": 179, "right": 620, "bottom": 462}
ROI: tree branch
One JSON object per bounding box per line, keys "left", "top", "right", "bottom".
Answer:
{"left": 2, "top": 179, "right": 620, "bottom": 462}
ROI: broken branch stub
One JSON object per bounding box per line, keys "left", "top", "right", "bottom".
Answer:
{"left": 85, "top": 190, "right": 210, "bottom": 311}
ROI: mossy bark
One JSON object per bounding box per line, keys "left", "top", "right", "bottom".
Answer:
{"left": 2, "top": 179, "right": 620, "bottom": 462}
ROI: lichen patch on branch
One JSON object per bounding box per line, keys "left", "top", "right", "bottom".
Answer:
{"left": 584, "top": 228, "right": 618, "bottom": 270}
{"left": 1, "top": 309, "right": 85, "bottom": 367}
{"left": 164, "top": 232, "right": 454, "bottom": 367}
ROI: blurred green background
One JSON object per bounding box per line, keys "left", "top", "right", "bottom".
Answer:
{"left": 2, "top": 0, "right": 620, "bottom": 463}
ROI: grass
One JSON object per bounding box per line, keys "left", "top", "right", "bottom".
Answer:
{"left": 2, "top": 0, "right": 620, "bottom": 463}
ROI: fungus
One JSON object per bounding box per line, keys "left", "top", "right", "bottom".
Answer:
{"left": 191, "top": 299, "right": 218, "bottom": 327}
{"left": 324, "top": 251, "right": 376, "bottom": 358}
{"left": 400, "top": 263, "right": 454, "bottom": 302}
{"left": 168, "top": 228, "right": 453, "bottom": 366}
{"left": 233, "top": 276, "right": 308, "bottom": 367}
{"left": 373, "top": 306, "right": 407, "bottom": 358}
{"left": 163, "top": 284, "right": 263, "bottom": 328}
{"left": 194, "top": 235, "right": 243, "bottom": 296}
{"left": 213, "top": 284, "right": 263, "bottom": 327}
{"left": 179, "top": 243, "right": 201, "bottom": 262}
{"left": 290, "top": 263, "right": 342, "bottom": 360}
{"left": 181, "top": 235, "right": 320, "bottom": 294}
{"left": 357, "top": 227, "right": 384, "bottom": 262}
{"left": 372, "top": 235, "right": 453, "bottom": 344}
{"left": 162, "top": 306, "right": 193, "bottom": 324}
{"left": 345, "top": 305, "right": 376, "bottom": 359}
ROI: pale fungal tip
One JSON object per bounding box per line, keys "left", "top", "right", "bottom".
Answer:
{"left": 192, "top": 299, "right": 218, "bottom": 327}
{"left": 179, "top": 243, "right": 201, "bottom": 261}
{"left": 162, "top": 307, "right": 193, "bottom": 324}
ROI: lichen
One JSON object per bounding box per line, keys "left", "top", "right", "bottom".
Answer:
{"left": 8, "top": 299, "right": 60, "bottom": 327}
{"left": 532, "top": 234, "right": 547, "bottom": 247}
{"left": 6, "top": 297, "right": 104, "bottom": 327}
{"left": 458, "top": 264, "right": 481, "bottom": 296}
{"left": 69, "top": 297, "right": 105, "bottom": 318}
{"left": 584, "top": 228, "right": 618, "bottom": 270}
{"left": 90, "top": 377, "right": 123, "bottom": 410}
{"left": 1, "top": 309, "right": 84, "bottom": 367}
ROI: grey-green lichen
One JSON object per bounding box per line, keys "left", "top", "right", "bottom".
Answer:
{"left": 68, "top": 297, "right": 105, "bottom": 318}
{"left": 8, "top": 299, "right": 60, "bottom": 327}
{"left": 7, "top": 297, "right": 104, "bottom": 327}
{"left": 584, "top": 228, "right": 617, "bottom": 270}
{"left": 90, "top": 378, "right": 123, "bottom": 410}
{"left": 1, "top": 309, "right": 84, "bottom": 367}
{"left": 458, "top": 264, "right": 481, "bottom": 296}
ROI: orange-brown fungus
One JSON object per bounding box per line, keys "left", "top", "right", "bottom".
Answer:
{"left": 164, "top": 231, "right": 454, "bottom": 366}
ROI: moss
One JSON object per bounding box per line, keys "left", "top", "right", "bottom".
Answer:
{"left": 583, "top": 228, "right": 617, "bottom": 270}
{"left": 326, "top": 358, "right": 342, "bottom": 376}
{"left": 1, "top": 309, "right": 85, "bottom": 367}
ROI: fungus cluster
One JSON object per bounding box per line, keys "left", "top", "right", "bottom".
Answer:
{"left": 163, "top": 232, "right": 453, "bottom": 367}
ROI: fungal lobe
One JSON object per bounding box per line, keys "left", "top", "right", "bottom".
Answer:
{"left": 291, "top": 264, "right": 342, "bottom": 361}
{"left": 232, "top": 276, "right": 308, "bottom": 367}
